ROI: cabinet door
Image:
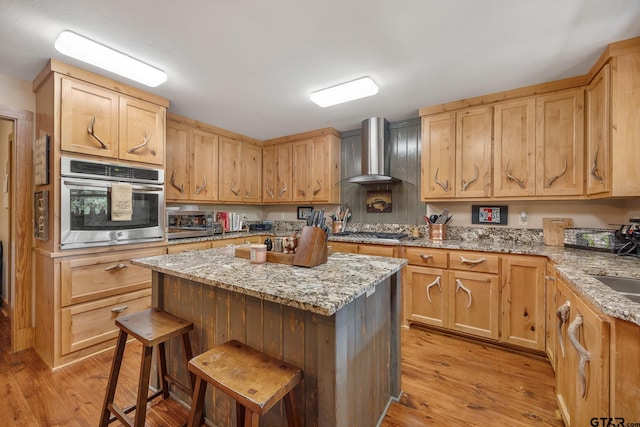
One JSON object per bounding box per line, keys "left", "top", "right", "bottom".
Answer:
{"left": 545, "top": 264, "right": 558, "bottom": 371}
{"left": 293, "top": 139, "right": 312, "bottom": 201}
{"left": 218, "top": 136, "right": 242, "bottom": 202}
{"left": 165, "top": 121, "right": 190, "bottom": 201}
{"left": 358, "top": 244, "right": 394, "bottom": 257}
{"left": 407, "top": 266, "right": 447, "bottom": 328}
{"left": 310, "top": 136, "right": 338, "bottom": 202}
{"left": 493, "top": 98, "right": 536, "bottom": 197}
{"left": 263, "top": 143, "right": 292, "bottom": 203}
{"left": 535, "top": 88, "right": 585, "bottom": 196}
{"left": 447, "top": 270, "right": 499, "bottom": 339}
{"left": 242, "top": 143, "right": 262, "bottom": 203}
{"left": 329, "top": 242, "right": 358, "bottom": 253}
{"left": 587, "top": 64, "right": 611, "bottom": 196}
{"left": 500, "top": 256, "right": 546, "bottom": 350}
{"left": 570, "top": 295, "right": 610, "bottom": 426}
{"left": 556, "top": 279, "right": 577, "bottom": 426}
{"left": 119, "top": 97, "right": 165, "bottom": 165}
{"left": 421, "top": 113, "right": 455, "bottom": 199}
{"left": 455, "top": 107, "right": 492, "bottom": 198}
{"left": 60, "top": 77, "right": 119, "bottom": 158}
{"left": 191, "top": 129, "right": 219, "bottom": 201}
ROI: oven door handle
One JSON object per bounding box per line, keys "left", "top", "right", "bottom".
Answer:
{"left": 62, "top": 179, "right": 162, "bottom": 192}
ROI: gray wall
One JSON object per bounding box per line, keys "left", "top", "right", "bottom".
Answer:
{"left": 340, "top": 118, "right": 425, "bottom": 225}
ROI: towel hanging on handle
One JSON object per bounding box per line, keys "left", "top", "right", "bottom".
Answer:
{"left": 111, "top": 183, "right": 133, "bottom": 221}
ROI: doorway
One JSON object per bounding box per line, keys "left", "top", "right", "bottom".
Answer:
{"left": 0, "top": 106, "right": 33, "bottom": 352}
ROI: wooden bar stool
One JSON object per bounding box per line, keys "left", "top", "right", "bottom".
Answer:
{"left": 99, "top": 308, "right": 194, "bottom": 427}
{"left": 187, "top": 340, "right": 303, "bottom": 427}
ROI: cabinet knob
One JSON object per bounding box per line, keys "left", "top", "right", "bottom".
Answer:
{"left": 105, "top": 263, "right": 128, "bottom": 271}
{"left": 111, "top": 305, "right": 129, "bottom": 314}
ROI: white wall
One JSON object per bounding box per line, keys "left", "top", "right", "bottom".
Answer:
{"left": 0, "top": 72, "right": 35, "bottom": 112}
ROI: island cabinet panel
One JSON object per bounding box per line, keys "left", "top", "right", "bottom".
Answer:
{"left": 157, "top": 272, "right": 400, "bottom": 427}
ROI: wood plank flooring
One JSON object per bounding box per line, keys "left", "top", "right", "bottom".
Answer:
{"left": 0, "top": 315, "right": 562, "bottom": 426}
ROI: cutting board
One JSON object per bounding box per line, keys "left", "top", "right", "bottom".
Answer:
{"left": 543, "top": 218, "right": 574, "bottom": 246}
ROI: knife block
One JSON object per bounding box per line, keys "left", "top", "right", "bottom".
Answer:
{"left": 293, "top": 226, "right": 328, "bottom": 267}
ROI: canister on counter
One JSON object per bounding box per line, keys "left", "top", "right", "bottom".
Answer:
{"left": 273, "top": 237, "right": 283, "bottom": 253}
{"left": 250, "top": 244, "right": 267, "bottom": 264}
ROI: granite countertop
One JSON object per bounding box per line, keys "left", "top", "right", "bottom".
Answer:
{"left": 132, "top": 249, "right": 406, "bottom": 317}
{"left": 330, "top": 235, "right": 640, "bottom": 326}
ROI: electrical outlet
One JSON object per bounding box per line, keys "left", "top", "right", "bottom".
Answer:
{"left": 519, "top": 210, "right": 528, "bottom": 226}
{"left": 280, "top": 213, "right": 285, "bottom": 220}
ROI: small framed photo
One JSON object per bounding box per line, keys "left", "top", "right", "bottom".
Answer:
{"left": 297, "top": 206, "right": 313, "bottom": 220}
{"left": 472, "top": 205, "right": 508, "bottom": 225}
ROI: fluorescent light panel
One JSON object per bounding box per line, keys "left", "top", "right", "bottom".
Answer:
{"left": 54, "top": 30, "right": 167, "bottom": 87}
{"left": 310, "top": 77, "right": 378, "bottom": 107}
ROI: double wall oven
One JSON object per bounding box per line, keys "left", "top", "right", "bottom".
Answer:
{"left": 60, "top": 157, "right": 165, "bottom": 249}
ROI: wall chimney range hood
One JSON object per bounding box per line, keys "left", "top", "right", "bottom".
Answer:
{"left": 348, "top": 117, "right": 400, "bottom": 184}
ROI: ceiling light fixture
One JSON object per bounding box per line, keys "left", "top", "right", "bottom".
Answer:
{"left": 310, "top": 77, "right": 378, "bottom": 107}
{"left": 54, "top": 30, "right": 167, "bottom": 87}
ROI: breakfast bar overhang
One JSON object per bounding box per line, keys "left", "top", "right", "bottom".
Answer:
{"left": 132, "top": 249, "right": 406, "bottom": 427}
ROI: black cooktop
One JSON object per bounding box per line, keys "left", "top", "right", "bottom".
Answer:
{"left": 332, "top": 231, "right": 409, "bottom": 241}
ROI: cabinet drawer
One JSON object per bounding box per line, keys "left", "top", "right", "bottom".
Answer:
{"left": 60, "top": 288, "right": 152, "bottom": 355}
{"left": 358, "top": 244, "right": 395, "bottom": 257}
{"left": 329, "top": 242, "right": 358, "bottom": 253}
{"left": 448, "top": 250, "right": 500, "bottom": 274}
{"left": 405, "top": 248, "right": 448, "bottom": 268}
{"left": 60, "top": 248, "right": 164, "bottom": 307}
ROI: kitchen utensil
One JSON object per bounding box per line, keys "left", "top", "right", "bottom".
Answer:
{"left": 542, "top": 218, "right": 574, "bottom": 246}
{"left": 429, "top": 214, "right": 439, "bottom": 223}
{"left": 435, "top": 209, "right": 449, "bottom": 224}
{"left": 444, "top": 215, "right": 453, "bottom": 225}
{"left": 424, "top": 215, "right": 432, "bottom": 224}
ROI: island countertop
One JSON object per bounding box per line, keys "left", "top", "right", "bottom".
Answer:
{"left": 131, "top": 248, "right": 407, "bottom": 316}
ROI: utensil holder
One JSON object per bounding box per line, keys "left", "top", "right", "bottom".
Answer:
{"left": 429, "top": 224, "right": 446, "bottom": 240}
{"left": 332, "top": 221, "right": 343, "bottom": 233}
{"left": 293, "top": 226, "right": 328, "bottom": 267}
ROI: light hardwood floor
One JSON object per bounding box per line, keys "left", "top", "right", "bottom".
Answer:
{"left": 0, "top": 315, "right": 562, "bottom": 426}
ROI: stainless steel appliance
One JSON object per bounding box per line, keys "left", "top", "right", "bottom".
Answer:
{"left": 60, "top": 157, "right": 165, "bottom": 249}
{"left": 167, "top": 210, "right": 222, "bottom": 240}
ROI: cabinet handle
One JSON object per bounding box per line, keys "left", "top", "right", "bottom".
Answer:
{"left": 590, "top": 146, "right": 604, "bottom": 183}
{"left": 279, "top": 181, "right": 287, "bottom": 197}
{"left": 298, "top": 188, "right": 306, "bottom": 197}
{"left": 127, "top": 132, "right": 155, "bottom": 155}
{"left": 556, "top": 300, "right": 571, "bottom": 357}
{"left": 545, "top": 156, "right": 568, "bottom": 188}
{"left": 105, "top": 263, "right": 128, "bottom": 271}
{"left": 87, "top": 116, "right": 108, "bottom": 150}
{"left": 170, "top": 170, "right": 184, "bottom": 194}
{"left": 544, "top": 275, "right": 556, "bottom": 281}
{"left": 460, "top": 256, "right": 486, "bottom": 266}
{"left": 230, "top": 182, "right": 240, "bottom": 196}
{"left": 568, "top": 313, "right": 591, "bottom": 398}
{"left": 111, "top": 305, "right": 128, "bottom": 314}
{"left": 425, "top": 276, "right": 442, "bottom": 303}
{"left": 313, "top": 180, "right": 321, "bottom": 196}
{"left": 245, "top": 183, "right": 253, "bottom": 198}
{"left": 194, "top": 175, "right": 207, "bottom": 195}
{"left": 433, "top": 167, "right": 449, "bottom": 192}
{"left": 461, "top": 164, "right": 479, "bottom": 191}
{"left": 265, "top": 184, "right": 275, "bottom": 199}
{"left": 420, "top": 254, "right": 433, "bottom": 261}
{"left": 504, "top": 159, "right": 526, "bottom": 189}
{"left": 455, "top": 279, "right": 472, "bottom": 309}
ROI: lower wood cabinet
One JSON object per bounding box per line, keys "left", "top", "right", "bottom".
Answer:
{"left": 448, "top": 269, "right": 499, "bottom": 339}
{"left": 555, "top": 277, "right": 609, "bottom": 427}
{"left": 406, "top": 265, "right": 447, "bottom": 328}
{"left": 500, "top": 255, "right": 546, "bottom": 350}
{"left": 330, "top": 241, "right": 396, "bottom": 257}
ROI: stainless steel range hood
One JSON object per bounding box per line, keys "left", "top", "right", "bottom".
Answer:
{"left": 348, "top": 117, "right": 400, "bottom": 184}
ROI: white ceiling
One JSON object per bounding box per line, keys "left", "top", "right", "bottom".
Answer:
{"left": 1, "top": 0, "right": 640, "bottom": 140}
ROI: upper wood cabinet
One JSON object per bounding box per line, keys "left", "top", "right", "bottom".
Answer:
{"left": 535, "top": 88, "right": 585, "bottom": 197}
{"left": 586, "top": 64, "right": 611, "bottom": 196}
{"left": 218, "top": 136, "right": 262, "bottom": 203}
{"left": 118, "top": 97, "right": 165, "bottom": 165}
{"left": 165, "top": 121, "right": 190, "bottom": 201}
{"left": 263, "top": 142, "right": 292, "bottom": 203}
{"left": 60, "top": 76, "right": 165, "bottom": 165}
{"left": 493, "top": 98, "right": 536, "bottom": 197}
{"left": 60, "top": 78, "right": 119, "bottom": 158}
{"left": 421, "top": 108, "right": 492, "bottom": 199}
{"left": 166, "top": 120, "right": 219, "bottom": 202}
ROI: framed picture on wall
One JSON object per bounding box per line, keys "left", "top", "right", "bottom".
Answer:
{"left": 471, "top": 205, "right": 508, "bottom": 225}
{"left": 297, "top": 206, "right": 313, "bottom": 220}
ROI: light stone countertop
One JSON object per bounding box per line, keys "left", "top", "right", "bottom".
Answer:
{"left": 131, "top": 249, "right": 406, "bottom": 317}
{"left": 331, "top": 235, "right": 640, "bottom": 326}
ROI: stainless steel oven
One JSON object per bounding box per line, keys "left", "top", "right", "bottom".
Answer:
{"left": 60, "top": 157, "right": 165, "bottom": 249}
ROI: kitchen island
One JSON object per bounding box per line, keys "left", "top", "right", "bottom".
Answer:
{"left": 132, "top": 248, "right": 407, "bottom": 427}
